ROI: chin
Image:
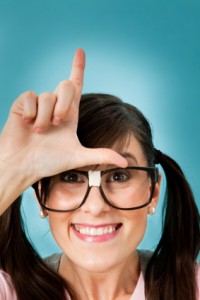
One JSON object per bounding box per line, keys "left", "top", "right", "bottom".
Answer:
{"left": 75, "top": 257, "right": 120, "bottom": 273}
{"left": 67, "top": 247, "right": 131, "bottom": 274}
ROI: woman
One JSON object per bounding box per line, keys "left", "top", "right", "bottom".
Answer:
{"left": 0, "top": 49, "right": 199, "bottom": 300}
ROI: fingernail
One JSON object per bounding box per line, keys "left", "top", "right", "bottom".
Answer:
{"left": 52, "top": 116, "right": 62, "bottom": 125}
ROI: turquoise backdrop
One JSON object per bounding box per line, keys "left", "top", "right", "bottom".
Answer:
{"left": 0, "top": 0, "right": 199, "bottom": 258}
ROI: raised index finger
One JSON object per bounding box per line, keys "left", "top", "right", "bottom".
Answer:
{"left": 69, "top": 48, "right": 85, "bottom": 96}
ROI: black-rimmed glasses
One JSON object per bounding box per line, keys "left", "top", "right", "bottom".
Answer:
{"left": 34, "top": 166, "right": 159, "bottom": 213}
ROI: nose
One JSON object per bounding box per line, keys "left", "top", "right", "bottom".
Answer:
{"left": 80, "top": 186, "right": 111, "bottom": 216}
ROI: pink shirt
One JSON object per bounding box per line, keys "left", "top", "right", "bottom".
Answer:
{"left": 0, "top": 264, "right": 199, "bottom": 299}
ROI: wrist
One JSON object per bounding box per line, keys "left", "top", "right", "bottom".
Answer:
{"left": 0, "top": 157, "right": 38, "bottom": 215}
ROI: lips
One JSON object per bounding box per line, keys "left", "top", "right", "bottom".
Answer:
{"left": 71, "top": 223, "right": 122, "bottom": 242}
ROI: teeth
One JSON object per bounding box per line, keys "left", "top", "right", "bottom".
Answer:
{"left": 74, "top": 225, "right": 117, "bottom": 236}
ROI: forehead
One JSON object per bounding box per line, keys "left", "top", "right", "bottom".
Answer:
{"left": 113, "top": 134, "right": 146, "bottom": 162}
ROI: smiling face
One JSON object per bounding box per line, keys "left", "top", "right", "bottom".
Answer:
{"left": 46, "top": 135, "right": 161, "bottom": 273}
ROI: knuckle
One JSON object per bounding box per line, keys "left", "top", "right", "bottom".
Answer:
{"left": 101, "top": 148, "right": 114, "bottom": 163}
{"left": 58, "top": 80, "right": 75, "bottom": 92}
{"left": 24, "top": 111, "right": 36, "bottom": 119}
{"left": 39, "top": 92, "right": 56, "bottom": 103}
{"left": 21, "top": 90, "right": 37, "bottom": 99}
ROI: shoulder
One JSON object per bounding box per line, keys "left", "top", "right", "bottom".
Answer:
{"left": 0, "top": 270, "right": 17, "bottom": 299}
{"left": 137, "top": 249, "right": 153, "bottom": 274}
{"left": 44, "top": 253, "right": 62, "bottom": 272}
{"left": 137, "top": 254, "right": 200, "bottom": 299}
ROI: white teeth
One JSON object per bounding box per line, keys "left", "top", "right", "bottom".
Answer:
{"left": 74, "top": 225, "right": 117, "bottom": 236}
{"left": 103, "top": 227, "right": 108, "bottom": 234}
{"left": 97, "top": 228, "right": 104, "bottom": 235}
{"left": 108, "top": 226, "right": 113, "bottom": 233}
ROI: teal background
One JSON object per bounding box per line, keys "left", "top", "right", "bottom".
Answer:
{"left": 0, "top": 0, "right": 199, "bottom": 258}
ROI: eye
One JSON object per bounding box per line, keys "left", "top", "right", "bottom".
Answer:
{"left": 107, "top": 170, "right": 131, "bottom": 183}
{"left": 60, "top": 171, "right": 85, "bottom": 183}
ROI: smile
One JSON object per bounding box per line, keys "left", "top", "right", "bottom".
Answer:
{"left": 71, "top": 223, "right": 122, "bottom": 242}
{"left": 74, "top": 224, "right": 119, "bottom": 236}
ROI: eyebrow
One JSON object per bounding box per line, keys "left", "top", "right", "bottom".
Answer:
{"left": 118, "top": 151, "right": 138, "bottom": 165}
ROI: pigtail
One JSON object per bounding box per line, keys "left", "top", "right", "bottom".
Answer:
{"left": 0, "top": 196, "right": 75, "bottom": 300}
{"left": 145, "top": 153, "right": 200, "bottom": 300}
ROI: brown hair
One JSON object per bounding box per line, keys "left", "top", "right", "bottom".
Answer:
{"left": 0, "top": 93, "right": 199, "bottom": 299}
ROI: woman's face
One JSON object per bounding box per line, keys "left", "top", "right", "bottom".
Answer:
{"left": 46, "top": 135, "right": 160, "bottom": 273}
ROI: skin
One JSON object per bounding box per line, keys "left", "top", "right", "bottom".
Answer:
{"left": 0, "top": 49, "right": 127, "bottom": 215}
{"left": 46, "top": 137, "right": 161, "bottom": 300}
{"left": 0, "top": 49, "right": 161, "bottom": 299}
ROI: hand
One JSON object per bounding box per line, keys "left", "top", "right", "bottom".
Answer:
{"left": 0, "top": 49, "right": 127, "bottom": 184}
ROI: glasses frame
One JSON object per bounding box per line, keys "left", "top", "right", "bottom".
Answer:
{"left": 34, "top": 166, "right": 159, "bottom": 213}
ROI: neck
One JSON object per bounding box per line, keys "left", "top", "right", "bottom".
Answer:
{"left": 59, "top": 251, "right": 140, "bottom": 300}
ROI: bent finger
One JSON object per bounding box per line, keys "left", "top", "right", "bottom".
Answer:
{"left": 22, "top": 92, "right": 38, "bottom": 122}
{"left": 53, "top": 80, "right": 75, "bottom": 125}
{"left": 11, "top": 91, "right": 37, "bottom": 120}
{"left": 34, "top": 92, "right": 57, "bottom": 132}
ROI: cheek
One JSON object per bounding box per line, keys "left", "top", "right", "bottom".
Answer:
{"left": 47, "top": 212, "right": 72, "bottom": 250}
{"left": 121, "top": 208, "right": 148, "bottom": 246}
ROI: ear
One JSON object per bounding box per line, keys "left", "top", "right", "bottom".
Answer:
{"left": 149, "top": 171, "right": 162, "bottom": 209}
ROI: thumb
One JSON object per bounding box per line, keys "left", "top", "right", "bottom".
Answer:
{"left": 73, "top": 147, "right": 128, "bottom": 169}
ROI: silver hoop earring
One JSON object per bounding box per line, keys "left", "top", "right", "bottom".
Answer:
{"left": 148, "top": 207, "right": 156, "bottom": 215}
